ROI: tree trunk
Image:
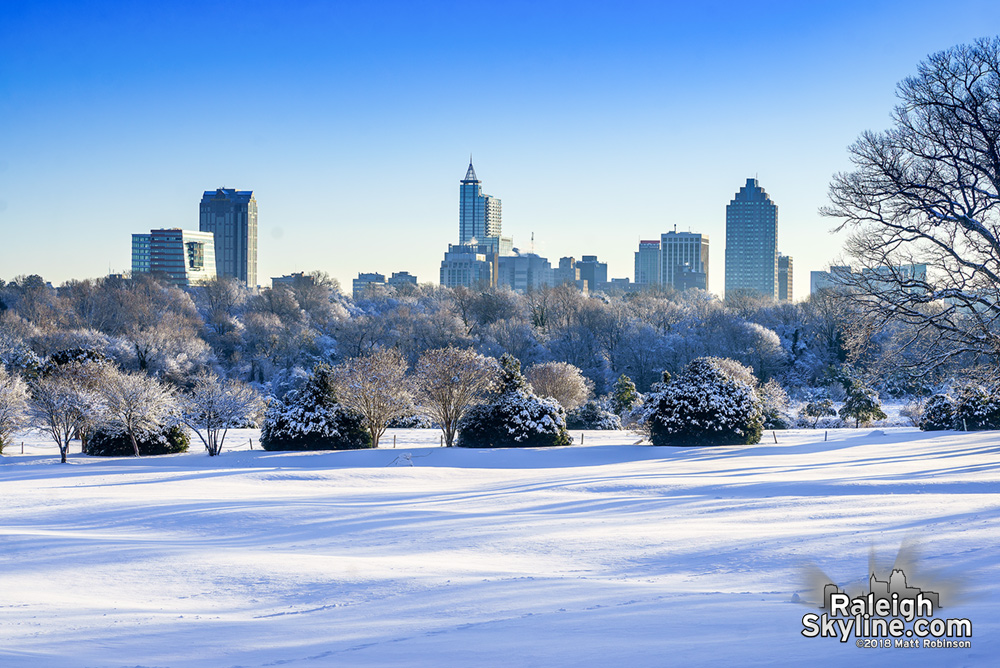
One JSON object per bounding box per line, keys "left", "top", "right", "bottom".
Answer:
{"left": 60, "top": 442, "right": 67, "bottom": 464}
{"left": 129, "top": 431, "right": 141, "bottom": 457}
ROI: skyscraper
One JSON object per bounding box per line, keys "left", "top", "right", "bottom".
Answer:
{"left": 778, "top": 254, "right": 793, "bottom": 302}
{"left": 459, "top": 160, "right": 502, "bottom": 244}
{"left": 661, "top": 230, "right": 709, "bottom": 291}
{"left": 725, "top": 178, "right": 778, "bottom": 298}
{"left": 634, "top": 240, "right": 661, "bottom": 286}
{"left": 199, "top": 188, "right": 258, "bottom": 287}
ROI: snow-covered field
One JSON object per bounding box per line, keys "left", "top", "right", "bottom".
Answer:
{"left": 1, "top": 428, "right": 997, "bottom": 667}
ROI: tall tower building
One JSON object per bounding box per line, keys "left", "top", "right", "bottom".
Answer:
{"left": 634, "top": 240, "right": 661, "bottom": 285}
{"left": 459, "top": 160, "right": 502, "bottom": 244}
{"left": 199, "top": 188, "right": 258, "bottom": 287}
{"left": 661, "top": 230, "right": 709, "bottom": 291}
{"left": 778, "top": 254, "right": 793, "bottom": 302}
{"left": 725, "top": 178, "right": 778, "bottom": 298}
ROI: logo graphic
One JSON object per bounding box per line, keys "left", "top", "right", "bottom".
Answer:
{"left": 799, "top": 543, "right": 973, "bottom": 648}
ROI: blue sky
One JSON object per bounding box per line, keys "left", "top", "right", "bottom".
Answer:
{"left": 2, "top": 0, "right": 998, "bottom": 296}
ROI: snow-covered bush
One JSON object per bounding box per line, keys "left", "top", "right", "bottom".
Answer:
{"left": 87, "top": 424, "right": 189, "bottom": 457}
{"left": 567, "top": 400, "right": 622, "bottom": 430}
{"left": 919, "top": 394, "right": 954, "bottom": 431}
{"left": 759, "top": 378, "right": 791, "bottom": 430}
{"left": 641, "top": 357, "right": 763, "bottom": 446}
{"left": 260, "top": 364, "right": 371, "bottom": 450}
{"left": 387, "top": 412, "right": 435, "bottom": 428}
{"left": 798, "top": 396, "right": 837, "bottom": 428}
{"left": 951, "top": 385, "right": 1000, "bottom": 431}
{"left": 457, "top": 354, "right": 572, "bottom": 448}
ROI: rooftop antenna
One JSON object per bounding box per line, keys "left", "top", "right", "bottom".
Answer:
{"left": 531, "top": 231, "right": 535, "bottom": 254}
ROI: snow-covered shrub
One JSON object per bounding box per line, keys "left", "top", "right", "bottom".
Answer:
{"left": 567, "top": 400, "right": 622, "bottom": 430}
{"left": 387, "top": 412, "right": 435, "bottom": 428}
{"left": 797, "top": 393, "right": 838, "bottom": 427}
{"left": 641, "top": 357, "right": 763, "bottom": 446}
{"left": 260, "top": 364, "right": 371, "bottom": 450}
{"left": 87, "top": 424, "right": 189, "bottom": 456}
{"left": 919, "top": 394, "right": 953, "bottom": 431}
{"left": 759, "top": 378, "right": 791, "bottom": 429}
{"left": 456, "top": 354, "right": 572, "bottom": 448}
{"left": 839, "top": 380, "right": 887, "bottom": 427}
{"left": 951, "top": 385, "right": 1000, "bottom": 431}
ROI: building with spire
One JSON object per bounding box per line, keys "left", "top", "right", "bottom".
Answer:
{"left": 725, "top": 178, "right": 778, "bottom": 299}
{"left": 442, "top": 159, "right": 512, "bottom": 287}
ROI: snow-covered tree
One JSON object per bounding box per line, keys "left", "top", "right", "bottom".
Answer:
{"left": 260, "top": 364, "right": 370, "bottom": 450}
{"left": 334, "top": 349, "right": 412, "bottom": 448}
{"left": 0, "top": 365, "right": 29, "bottom": 453}
{"left": 610, "top": 374, "right": 639, "bottom": 415}
{"left": 838, "top": 380, "right": 887, "bottom": 428}
{"left": 951, "top": 385, "right": 1000, "bottom": 430}
{"left": 525, "top": 361, "right": 592, "bottom": 411}
{"left": 180, "top": 373, "right": 263, "bottom": 456}
{"left": 414, "top": 347, "right": 498, "bottom": 447}
{"left": 99, "top": 368, "right": 177, "bottom": 457}
{"left": 824, "top": 39, "right": 1000, "bottom": 374}
{"left": 457, "top": 354, "right": 572, "bottom": 448}
{"left": 641, "top": 357, "right": 763, "bottom": 446}
{"left": 759, "top": 378, "right": 790, "bottom": 429}
{"left": 27, "top": 365, "right": 101, "bottom": 463}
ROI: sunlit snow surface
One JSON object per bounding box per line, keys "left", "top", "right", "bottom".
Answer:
{"left": 1, "top": 428, "right": 997, "bottom": 667}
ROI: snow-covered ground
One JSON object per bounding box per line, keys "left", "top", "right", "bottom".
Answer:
{"left": 1, "top": 427, "right": 997, "bottom": 667}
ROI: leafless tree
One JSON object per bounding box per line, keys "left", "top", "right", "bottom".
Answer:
{"left": 27, "top": 365, "right": 102, "bottom": 463}
{"left": 99, "top": 368, "right": 177, "bottom": 457}
{"left": 824, "top": 38, "right": 1000, "bottom": 373}
{"left": 525, "top": 361, "right": 593, "bottom": 411}
{"left": 180, "top": 373, "right": 263, "bottom": 456}
{"left": 334, "top": 349, "right": 412, "bottom": 448}
{"left": 414, "top": 347, "right": 498, "bottom": 446}
{"left": 0, "top": 365, "right": 29, "bottom": 453}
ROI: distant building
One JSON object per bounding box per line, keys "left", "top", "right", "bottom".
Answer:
{"left": 353, "top": 272, "right": 386, "bottom": 298}
{"left": 459, "top": 160, "right": 503, "bottom": 244}
{"left": 725, "top": 178, "right": 778, "bottom": 298}
{"left": 132, "top": 228, "right": 216, "bottom": 287}
{"left": 131, "top": 233, "right": 152, "bottom": 275}
{"left": 661, "top": 230, "right": 709, "bottom": 291}
{"left": 576, "top": 255, "right": 608, "bottom": 290}
{"left": 810, "top": 265, "right": 852, "bottom": 295}
{"left": 554, "top": 257, "right": 581, "bottom": 286}
{"left": 778, "top": 254, "right": 793, "bottom": 302}
{"left": 634, "top": 240, "right": 661, "bottom": 285}
{"left": 199, "top": 188, "right": 258, "bottom": 287}
{"left": 497, "top": 252, "right": 554, "bottom": 293}
{"left": 440, "top": 244, "right": 494, "bottom": 288}
{"left": 271, "top": 272, "right": 315, "bottom": 289}
{"left": 388, "top": 271, "right": 418, "bottom": 288}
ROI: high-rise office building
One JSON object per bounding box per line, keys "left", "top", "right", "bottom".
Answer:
{"left": 725, "top": 178, "right": 778, "bottom": 299}
{"left": 576, "top": 255, "right": 608, "bottom": 291}
{"left": 498, "top": 252, "right": 555, "bottom": 293}
{"left": 440, "top": 243, "right": 494, "bottom": 288}
{"left": 661, "top": 230, "right": 709, "bottom": 291}
{"left": 634, "top": 240, "right": 661, "bottom": 285}
{"left": 459, "top": 160, "right": 502, "bottom": 244}
{"left": 132, "top": 228, "right": 216, "bottom": 287}
{"left": 778, "top": 254, "right": 793, "bottom": 302}
{"left": 199, "top": 188, "right": 258, "bottom": 287}
{"left": 131, "top": 233, "right": 152, "bottom": 274}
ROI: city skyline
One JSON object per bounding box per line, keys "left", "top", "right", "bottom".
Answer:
{"left": 2, "top": 2, "right": 999, "bottom": 295}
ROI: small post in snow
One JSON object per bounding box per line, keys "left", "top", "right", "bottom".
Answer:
{"left": 393, "top": 435, "right": 396, "bottom": 448}
{"left": 963, "top": 419, "right": 968, "bottom": 432}
{"left": 440, "top": 434, "right": 443, "bottom": 447}
{"left": 772, "top": 431, "right": 777, "bottom": 443}
{"left": 21, "top": 442, "right": 24, "bottom": 454}
{"left": 581, "top": 433, "right": 585, "bottom": 444}
{"left": 248, "top": 438, "right": 253, "bottom": 450}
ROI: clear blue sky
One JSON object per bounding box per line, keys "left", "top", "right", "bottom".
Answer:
{"left": 2, "top": 0, "right": 997, "bottom": 296}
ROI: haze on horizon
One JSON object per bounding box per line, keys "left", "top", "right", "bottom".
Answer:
{"left": 2, "top": 0, "right": 998, "bottom": 296}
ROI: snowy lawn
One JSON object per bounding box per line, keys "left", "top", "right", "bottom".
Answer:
{"left": 1, "top": 428, "right": 997, "bottom": 667}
